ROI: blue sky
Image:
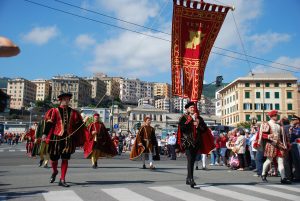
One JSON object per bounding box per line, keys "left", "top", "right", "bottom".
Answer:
{"left": 0, "top": 0, "right": 299, "bottom": 84}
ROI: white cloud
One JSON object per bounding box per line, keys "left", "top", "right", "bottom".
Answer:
{"left": 86, "top": 30, "right": 170, "bottom": 77}
{"left": 95, "top": 0, "right": 159, "bottom": 25}
{"left": 75, "top": 34, "right": 96, "bottom": 49}
{"left": 248, "top": 32, "right": 291, "bottom": 53}
{"left": 213, "top": 0, "right": 263, "bottom": 49}
{"left": 22, "top": 26, "right": 59, "bottom": 45}
{"left": 252, "top": 56, "right": 300, "bottom": 74}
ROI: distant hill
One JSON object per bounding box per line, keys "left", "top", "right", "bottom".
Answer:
{"left": 0, "top": 77, "right": 9, "bottom": 88}
{"left": 202, "top": 83, "right": 228, "bottom": 99}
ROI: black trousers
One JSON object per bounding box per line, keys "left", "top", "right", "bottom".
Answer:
{"left": 238, "top": 153, "right": 245, "bottom": 168}
{"left": 185, "top": 148, "right": 197, "bottom": 179}
{"left": 170, "top": 145, "right": 176, "bottom": 159}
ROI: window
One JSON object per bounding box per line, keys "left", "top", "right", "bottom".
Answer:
{"left": 287, "top": 103, "right": 293, "bottom": 110}
{"left": 256, "top": 92, "right": 261, "bottom": 98}
{"left": 274, "top": 83, "right": 279, "bottom": 87}
{"left": 255, "top": 103, "right": 261, "bottom": 110}
{"left": 265, "top": 92, "right": 270, "bottom": 99}
{"left": 245, "top": 83, "right": 250, "bottom": 87}
{"left": 288, "top": 115, "right": 293, "bottom": 120}
{"left": 265, "top": 83, "right": 270, "bottom": 87}
{"left": 243, "top": 103, "right": 252, "bottom": 110}
{"left": 287, "top": 83, "right": 292, "bottom": 87}
{"left": 275, "top": 103, "right": 280, "bottom": 110}
{"left": 257, "top": 114, "right": 261, "bottom": 121}
{"left": 287, "top": 91, "right": 292, "bottom": 99}
{"left": 266, "top": 115, "right": 270, "bottom": 121}
{"left": 245, "top": 91, "right": 250, "bottom": 99}
{"left": 256, "top": 83, "right": 260, "bottom": 87}
{"left": 264, "top": 103, "right": 272, "bottom": 110}
{"left": 275, "top": 92, "right": 280, "bottom": 99}
{"left": 245, "top": 115, "right": 251, "bottom": 121}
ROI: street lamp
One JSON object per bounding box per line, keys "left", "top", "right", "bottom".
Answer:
{"left": 27, "top": 102, "right": 36, "bottom": 129}
{"left": 127, "top": 107, "right": 131, "bottom": 133}
{"left": 109, "top": 113, "right": 113, "bottom": 134}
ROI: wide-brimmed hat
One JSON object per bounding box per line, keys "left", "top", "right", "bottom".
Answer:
{"left": 291, "top": 114, "right": 300, "bottom": 120}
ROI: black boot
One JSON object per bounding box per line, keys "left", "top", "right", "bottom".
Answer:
{"left": 39, "top": 159, "right": 44, "bottom": 167}
{"left": 261, "top": 175, "right": 268, "bottom": 182}
{"left": 186, "top": 178, "right": 191, "bottom": 185}
{"left": 281, "top": 178, "right": 292, "bottom": 184}
{"left": 95, "top": 162, "right": 98, "bottom": 168}
{"left": 92, "top": 164, "right": 97, "bottom": 169}
{"left": 195, "top": 166, "right": 199, "bottom": 170}
{"left": 58, "top": 179, "right": 70, "bottom": 187}
{"left": 50, "top": 172, "right": 58, "bottom": 183}
{"left": 190, "top": 179, "right": 196, "bottom": 188}
{"left": 142, "top": 164, "right": 146, "bottom": 169}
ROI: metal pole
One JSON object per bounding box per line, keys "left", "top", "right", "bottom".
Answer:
{"left": 29, "top": 111, "right": 31, "bottom": 129}
{"left": 127, "top": 113, "right": 130, "bottom": 132}
{"left": 262, "top": 84, "right": 265, "bottom": 121}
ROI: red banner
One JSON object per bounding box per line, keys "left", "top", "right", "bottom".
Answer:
{"left": 171, "top": 0, "right": 231, "bottom": 101}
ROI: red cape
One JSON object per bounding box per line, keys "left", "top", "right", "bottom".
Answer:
{"left": 83, "top": 122, "right": 117, "bottom": 158}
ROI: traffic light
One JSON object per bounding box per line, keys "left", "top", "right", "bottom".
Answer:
{"left": 216, "top": 76, "right": 223, "bottom": 87}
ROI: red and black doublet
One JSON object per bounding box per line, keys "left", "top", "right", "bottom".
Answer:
{"left": 44, "top": 106, "right": 86, "bottom": 160}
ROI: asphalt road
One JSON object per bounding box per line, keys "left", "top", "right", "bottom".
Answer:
{"left": 0, "top": 143, "right": 299, "bottom": 201}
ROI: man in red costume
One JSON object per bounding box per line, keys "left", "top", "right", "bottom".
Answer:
{"left": 177, "top": 102, "right": 214, "bottom": 188}
{"left": 24, "top": 125, "right": 36, "bottom": 157}
{"left": 84, "top": 113, "right": 117, "bottom": 168}
{"left": 43, "top": 92, "right": 87, "bottom": 187}
{"left": 258, "top": 110, "right": 291, "bottom": 184}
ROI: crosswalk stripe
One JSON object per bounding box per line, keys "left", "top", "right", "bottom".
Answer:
{"left": 0, "top": 195, "right": 6, "bottom": 201}
{"left": 200, "top": 185, "right": 270, "bottom": 201}
{"left": 0, "top": 150, "right": 4, "bottom": 152}
{"left": 237, "top": 185, "right": 300, "bottom": 201}
{"left": 149, "top": 186, "right": 215, "bottom": 201}
{"left": 102, "top": 188, "right": 154, "bottom": 201}
{"left": 268, "top": 184, "right": 300, "bottom": 193}
{"left": 8, "top": 150, "right": 15, "bottom": 152}
{"left": 43, "top": 190, "right": 83, "bottom": 201}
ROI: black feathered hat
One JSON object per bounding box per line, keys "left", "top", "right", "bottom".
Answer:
{"left": 57, "top": 92, "right": 72, "bottom": 99}
{"left": 184, "top": 101, "right": 195, "bottom": 109}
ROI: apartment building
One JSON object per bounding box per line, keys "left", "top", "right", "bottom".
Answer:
{"left": 85, "top": 77, "right": 107, "bottom": 104}
{"left": 7, "top": 78, "right": 36, "bottom": 109}
{"left": 153, "top": 83, "right": 171, "bottom": 98}
{"left": 32, "top": 79, "right": 51, "bottom": 101}
{"left": 51, "top": 75, "right": 92, "bottom": 108}
{"left": 216, "top": 73, "right": 298, "bottom": 126}
{"left": 119, "top": 78, "right": 153, "bottom": 104}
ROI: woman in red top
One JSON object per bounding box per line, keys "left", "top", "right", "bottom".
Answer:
{"left": 218, "top": 133, "right": 228, "bottom": 166}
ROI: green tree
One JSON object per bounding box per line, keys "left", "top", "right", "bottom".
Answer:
{"left": 236, "top": 121, "right": 252, "bottom": 129}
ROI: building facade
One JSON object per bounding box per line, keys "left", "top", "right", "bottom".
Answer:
{"left": 119, "top": 78, "right": 153, "bottom": 104}
{"left": 153, "top": 83, "right": 171, "bottom": 98}
{"left": 32, "top": 79, "right": 51, "bottom": 101}
{"left": 217, "top": 73, "right": 299, "bottom": 126}
{"left": 7, "top": 78, "right": 37, "bottom": 109}
{"left": 51, "top": 75, "right": 92, "bottom": 108}
{"left": 98, "top": 76, "right": 120, "bottom": 98}
{"left": 155, "top": 98, "right": 172, "bottom": 112}
{"left": 85, "top": 77, "right": 107, "bottom": 105}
